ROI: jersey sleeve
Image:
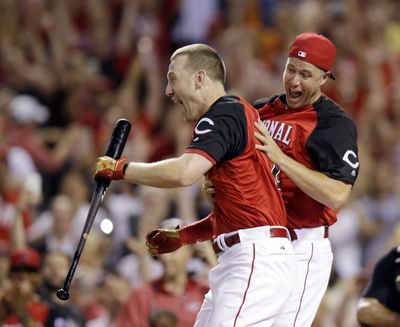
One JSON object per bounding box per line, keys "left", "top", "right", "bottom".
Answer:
{"left": 185, "top": 100, "right": 247, "bottom": 164}
{"left": 306, "top": 113, "right": 359, "bottom": 184}
{"left": 180, "top": 213, "right": 214, "bottom": 243}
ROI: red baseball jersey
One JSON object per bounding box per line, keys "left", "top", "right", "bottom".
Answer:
{"left": 185, "top": 95, "right": 286, "bottom": 237}
{"left": 254, "top": 94, "right": 359, "bottom": 228}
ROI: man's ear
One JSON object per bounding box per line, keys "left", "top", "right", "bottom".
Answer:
{"left": 320, "top": 71, "right": 330, "bottom": 86}
{"left": 195, "top": 70, "right": 206, "bottom": 88}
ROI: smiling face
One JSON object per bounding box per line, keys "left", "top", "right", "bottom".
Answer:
{"left": 283, "top": 57, "right": 330, "bottom": 109}
{"left": 165, "top": 55, "right": 202, "bottom": 122}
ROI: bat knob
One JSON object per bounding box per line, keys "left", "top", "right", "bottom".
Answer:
{"left": 56, "top": 288, "right": 70, "bottom": 301}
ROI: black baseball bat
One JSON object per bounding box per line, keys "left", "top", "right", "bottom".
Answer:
{"left": 56, "top": 119, "right": 131, "bottom": 301}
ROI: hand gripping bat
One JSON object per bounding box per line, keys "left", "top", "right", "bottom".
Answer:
{"left": 56, "top": 119, "right": 131, "bottom": 300}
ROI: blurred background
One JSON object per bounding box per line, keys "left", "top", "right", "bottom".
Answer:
{"left": 0, "top": 0, "right": 399, "bottom": 326}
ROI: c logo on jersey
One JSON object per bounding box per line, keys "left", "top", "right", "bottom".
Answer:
{"left": 195, "top": 118, "right": 214, "bottom": 135}
{"left": 342, "top": 150, "right": 359, "bottom": 169}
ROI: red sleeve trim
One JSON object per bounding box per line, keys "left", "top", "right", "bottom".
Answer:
{"left": 185, "top": 148, "right": 217, "bottom": 165}
{"left": 180, "top": 213, "right": 214, "bottom": 244}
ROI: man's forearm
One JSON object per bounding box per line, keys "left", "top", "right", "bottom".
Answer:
{"left": 123, "top": 153, "right": 213, "bottom": 188}
{"left": 277, "top": 154, "right": 351, "bottom": 210}
{"left": 180, "top": 213, "right": 214, "bottom": 244}
{"left": 95, "top": 152, "right": 213, "bottom": 188}
{"left": 123, "top": 157, "right": 190, "bottom": 188}
{"left": 358, "top": 298, "right": 400, "bottom": 327}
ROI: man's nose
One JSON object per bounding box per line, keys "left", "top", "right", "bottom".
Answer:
{"left": 290, "top": 73, "right": 301, "bottom": 86}
{"left": 165, "top": 83, "right": 173, "bottom": 97}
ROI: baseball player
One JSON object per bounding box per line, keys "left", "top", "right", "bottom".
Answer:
{"left": 203, "top": 32, "right": 360, "bottom": 326}
{"left": 357, "top": 246, "right": 400, "bottom": 326}
{"left": 94, "top": 43, "right": 296, "bottom": 326}
{"left": 252, "top": 32, "right": 360, "bottom": 326}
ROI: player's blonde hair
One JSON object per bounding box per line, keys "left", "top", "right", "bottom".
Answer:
{"left": 171, "top": 44, "right": 226, "bottom": 84}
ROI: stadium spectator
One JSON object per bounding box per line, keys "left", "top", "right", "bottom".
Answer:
{"left": 115, "top": 218, "right": 208, "bottom": 327}
{"left": 357, "top": 246, "right": 400, "bottom": 327}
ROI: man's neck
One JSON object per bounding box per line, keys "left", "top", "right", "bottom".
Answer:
{"left": 201, "top": 83, "right": 226, "bottom": 111}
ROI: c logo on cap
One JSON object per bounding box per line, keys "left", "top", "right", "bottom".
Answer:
{"left": 298, "top": 51, "right": 306, "bottom": 58}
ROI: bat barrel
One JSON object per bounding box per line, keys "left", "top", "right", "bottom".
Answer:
{"left": 105, "top": 119, "right": 131, "bottom": 159}
{"left": 99, "top": 119, "right": 131, "bottom": 189}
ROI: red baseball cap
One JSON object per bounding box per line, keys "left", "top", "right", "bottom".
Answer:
{"left": 10, "top": 247, "right": 41, "bottom": 271}
{"left": 288, "top": 32, "right": 336, "bottom": 79}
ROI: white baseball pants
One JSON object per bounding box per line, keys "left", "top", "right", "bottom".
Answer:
{"left": 273, "top": 227, "right": 333, "bottom": 327}
{"left": 194, "top": 226, "right": 296, "bottom": 327}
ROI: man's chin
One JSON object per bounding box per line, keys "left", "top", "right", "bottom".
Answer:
{"left": 287, "top": 97, "right": 303, "bottom": 109}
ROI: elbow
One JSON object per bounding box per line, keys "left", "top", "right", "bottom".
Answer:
{"left": 328, "top": 194, "right": 348, "bottom": 210}
{"left": 171, "top": 154, "right": 209, "bottom": 187}
{"left": 174, "top": 171, "right": 198, "bottom": 187}
{"left": 326, "top": 184, "right": 352, "bottom": 210}
{"left": 356, "top": 306, "right": 368, "bottom": 325}
{"left": 357, "top": 297, "right": 378, "bottom": 326}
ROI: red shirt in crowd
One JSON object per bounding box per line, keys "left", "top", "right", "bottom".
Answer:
{"left": 115, "top": 278, "right": 207, "bottom": 327}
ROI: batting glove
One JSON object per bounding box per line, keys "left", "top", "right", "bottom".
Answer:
{"left": 146, "top": 227, "right": 183, "bottom": 256}
{"left": 93, "top": 156, "right": 126, "bottom": 180}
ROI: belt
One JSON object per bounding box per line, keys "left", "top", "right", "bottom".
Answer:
{"left": 288, "top": 226, "right": 329, "bottom": 241}
{"left": 212, "top": 227, "right": 289, "bottom": 254}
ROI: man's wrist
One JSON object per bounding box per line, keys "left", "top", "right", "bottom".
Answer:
{"left": 122, "top": 162, "right": 129, "bottom": 178}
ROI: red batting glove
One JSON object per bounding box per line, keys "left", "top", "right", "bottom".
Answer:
{"left": 146, "top": 228, "right": 184, "bottom": 256}
{"left": 93, "top": 156, "right": 126, "bottom": 180}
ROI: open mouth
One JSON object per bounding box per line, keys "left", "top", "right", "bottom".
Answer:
{"left": 171, "top": 97, "right": 184, "bottom": 106}
{"left": 288, "top": 89, "right": 302, "bottom": 99}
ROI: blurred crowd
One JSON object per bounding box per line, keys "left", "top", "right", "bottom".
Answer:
{"left": 0, "top": 0, "right": 399, "bottom": 326}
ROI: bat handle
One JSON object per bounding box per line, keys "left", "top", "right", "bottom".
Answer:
{"left": 56, "top": 183, "right": 105, "bottom": 300}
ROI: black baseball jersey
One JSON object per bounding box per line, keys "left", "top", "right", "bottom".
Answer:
{"left": 185, "top": 95, "right": 286, "bottom": 237}
{"left": 361, "top": 246, "right": 400, "bottom": 313}
{"left": 254, "top": 94, "right": 359, "bottom": 228}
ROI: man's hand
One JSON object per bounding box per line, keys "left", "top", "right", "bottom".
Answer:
{"left": 146, "top": 228, "right": 183, "bottom": 256}
{"left": 254, "top": 120, "right": 285, "bottom": 166}
{"left": 93, "top": 156, "right": 126, "bottom": 180}
{"left": 202, "top": 176, "right": 215, "bottom": 204}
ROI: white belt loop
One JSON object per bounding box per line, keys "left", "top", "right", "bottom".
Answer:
{"left": 216, "top": 233, "right": 230, "bottom": 252}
